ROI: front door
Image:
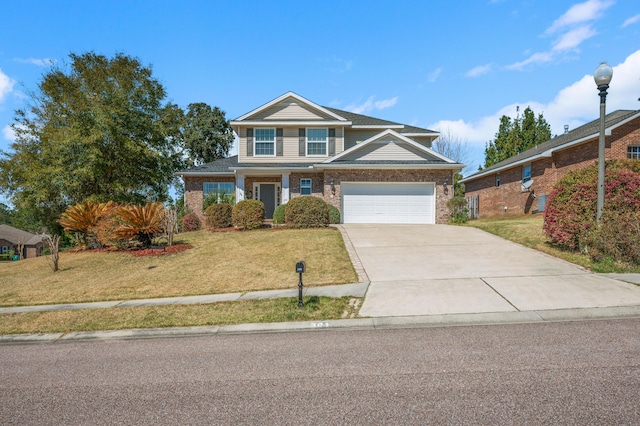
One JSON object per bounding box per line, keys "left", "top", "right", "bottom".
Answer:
{"left": 259, "top": 184, "right": 276, "bottom": 219}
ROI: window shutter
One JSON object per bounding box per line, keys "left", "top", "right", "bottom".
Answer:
{"left": 276, "top": 128, "right": 283, "bottom": 156}
{"left": 328, "top": 128, "right": 336, "bottom": 156}
{"left": 246, "top": 128, "right": 253, "bottom": 157}
{"left": 298, "top": 128, "right": 306, "bottom": 156}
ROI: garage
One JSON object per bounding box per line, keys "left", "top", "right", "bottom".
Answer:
{"left": 341, "top": 182, "right": 435, "bottom": 224}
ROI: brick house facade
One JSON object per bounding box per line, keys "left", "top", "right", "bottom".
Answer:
{"left": 177, "top": 92, "right": 463, "bottom": 225}
{"left": 461, "top": 110, "right": 640, "bottom": 217}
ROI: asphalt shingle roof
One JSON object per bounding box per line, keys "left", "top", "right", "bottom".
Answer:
{"left": 0, "top": 224, "right": 43, "bottom": 246}
{"left": 463, "top": 109, "right": 639, "bottom": 180}
{"left": 323, "top": 107, "right": 437, "bottom": 134}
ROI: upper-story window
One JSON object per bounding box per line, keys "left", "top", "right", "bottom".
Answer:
{"left": 255, "top": 128, "right": 275, "bottom": 156}
{"left": 628, "top": 146, "right": 640, "bottom": 159}
{"left": 306, "top": 128, "right": 328, "bottom": 156}
{"left": 522, "top": 164, "right": 532, "bottom": 182}
{"left": 495, "top": 173, "right": 501, "bottom": 187}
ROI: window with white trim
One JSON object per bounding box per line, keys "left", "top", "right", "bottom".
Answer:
{"left": 628, "top": 146, "right": 640, "bottom": 159}
{"left": 255, "top": 128, "right": 275, "bottom": 156}
{"left": 300, "top": 179, "right": 312, "bottom": 196}
{"left": 522, "top": 164, "right": 532, "bottom": 182}
{"left": 204, "top": 182, "right": 235, "bottom": 204}
{"left": 1, "top": 246, "right": 9, "bottom": 255}
{"left": 306, "top": 128, "right": 327, "bottom": 156}
{"left": 495, "top": 173, "right": 501, "bottom": 187}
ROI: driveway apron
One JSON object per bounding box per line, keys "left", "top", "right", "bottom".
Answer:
{"left": 342, "top": 224, "right": 640, "bottom": 317}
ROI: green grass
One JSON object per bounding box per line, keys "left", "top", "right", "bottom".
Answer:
{"left": 465, "top": 215, "right": 640, "bottom": 273}
{"left": 0, "top": 228, "right": 358, "bottom": 307}
{"left": 0, "top": 296, "right": 360, "bottom": 335}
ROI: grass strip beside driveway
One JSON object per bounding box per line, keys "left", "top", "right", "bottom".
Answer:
{"left": 0, "top": 228, "right": 358, "bottom": 307}
{"left": 0, "top": 296, "right": 359, "bottom": 335}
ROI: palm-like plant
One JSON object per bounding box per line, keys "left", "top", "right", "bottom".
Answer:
{"left": 115, "top": 202, "right": 165, "bottom": 247}
{"left": 58, "top": 201, "right": 114, "bottom": 247}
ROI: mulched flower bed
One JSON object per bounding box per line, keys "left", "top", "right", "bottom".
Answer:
{"left": 129, "top": 244, "right": 192, "bottom": 257}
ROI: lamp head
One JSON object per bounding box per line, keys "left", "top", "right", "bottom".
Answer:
{"left": 593, "top": 61, "right": 613, "bottom": 88}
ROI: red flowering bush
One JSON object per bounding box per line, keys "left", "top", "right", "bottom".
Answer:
{"left": 543, "top": 160, "right": 640, "bottom": 263}
{"left": 181, "top": 212, "right": 201, "bottom": 232}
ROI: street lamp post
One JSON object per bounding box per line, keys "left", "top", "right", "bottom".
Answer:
{"left": 593, "top": 62, "right": 613, "bottom": 225}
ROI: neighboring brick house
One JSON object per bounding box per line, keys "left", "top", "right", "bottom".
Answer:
{"left": 0, "top": 224, "right": 45, "bottom": 259}
{"left": 461, "top": 109, "right": 640, "bottom": 217}
{"left": 177, "top": 92, "right": 464, "bottom": 224}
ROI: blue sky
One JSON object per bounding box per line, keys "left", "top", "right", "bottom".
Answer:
{"left": 1, "top": 0, "right": 639, "bottom": 179}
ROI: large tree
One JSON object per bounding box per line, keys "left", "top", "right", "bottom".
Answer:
{"left": 0, "top": 52, "right": 185, "bottom": 231}
{"left": 483, "top": 106, "right": 551, "bottom": 169}
{"left": 183, "top": 102, "right": 233, "bottom": 165}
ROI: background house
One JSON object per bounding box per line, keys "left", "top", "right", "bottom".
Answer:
{"left": 461, "top": 109, "right": 640, "bottom": 218}
{"left": 178, "top": 92, "right": 464, "bottom": 225}
{"left": 0, "top": 224, "right": 45, "bottom": 259}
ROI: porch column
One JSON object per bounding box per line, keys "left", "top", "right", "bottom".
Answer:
{"left": 281, "top": 173, "right": 290, "bottom": 204}
{"left": 236, "top": 174, "right": 245, "bottom": 202}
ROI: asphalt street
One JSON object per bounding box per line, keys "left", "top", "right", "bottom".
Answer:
{"left": 2, "top": 318, "right": 639, "bottom": 424}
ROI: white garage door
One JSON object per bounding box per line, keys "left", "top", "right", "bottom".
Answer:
{"left": 342, "top": 182, "right": 435, "bottom": 224}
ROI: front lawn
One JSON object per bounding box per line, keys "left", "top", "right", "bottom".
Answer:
{"left": 0, "top": 228, "right": 358, "bottom": 307}
{"left": 465, "top": 215, "right": 640, "bottom": 273}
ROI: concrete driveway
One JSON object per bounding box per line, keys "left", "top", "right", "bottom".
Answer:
{"left": 342, "top": 224, "right": 640, "bottom": 317}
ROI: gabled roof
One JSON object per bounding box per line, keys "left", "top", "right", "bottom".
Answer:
{"left": 231, "top": 92, "right": 349, "bottom": 124}
{"left": 461, "top": 109, "right": 640, "bottom": 183}
{"left": 317, "top": 129, "right": 463, "bottom": 170}
{"left": 0, "top": 224, "right": 43, "bottom": 246}
{"left": 323, "top": 107, "right": 439, "bottom": 136}
{"left": 229, "top": 91, "right": 439, "bottom": 136}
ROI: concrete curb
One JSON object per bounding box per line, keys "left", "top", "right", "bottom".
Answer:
{"left": 3, "top": 305, "right": 639, "bottom": 345}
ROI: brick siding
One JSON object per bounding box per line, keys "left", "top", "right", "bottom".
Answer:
{"left": 465, "top": 116, "right": 640, "bottom": 217}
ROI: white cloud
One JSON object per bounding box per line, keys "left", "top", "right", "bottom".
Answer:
{"left": 551, "top": 25, "right": 597, "bottom": 51}
{"left": 345, "top": 96, "right": 398, "bottom": 114}
{"left": 2, "top": 125, "right": 15, "bottom": 141}
{"left": 505, "top": 52, "right": 554, "bottom": 71}
{"left": 428, "top": 67, "right": 443, "bottom": 82}
{"left": 622, "top": 13, "right": 640, "bottom": 28}
{"left": 0, "top": 68, "right": 16, "bottom": 103}
{"left": 507, "top": 0, "right": 612, "bottom": 71}
{"left": 431, "top": 49, "right": 640, "bottom": 166}
{"left": 465, "top": 64, "right": 492, "bottom": 78}
{"left": 545, "top": 0, "right": 614, "bottom": 34}
{"left": 13, "top": 57, "right": 55, "bottom": 67}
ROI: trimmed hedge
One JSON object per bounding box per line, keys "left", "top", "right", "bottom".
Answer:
{"left": 205, "top": 203, "right": 233, "bottom": 228}
{"left": 273, "top": 204, "right": 286, "bottom": 225}
{"left": 285, "top": 196, "right": 329, "bottom": 228}
{"left": 232, "top": 199, "right": 265, "bottom": 230}
{"left": 328, "top": 204, "right": 341, "bottom": 224}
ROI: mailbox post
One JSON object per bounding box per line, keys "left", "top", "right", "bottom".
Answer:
{"left": 295, "top": 261, "right": 305, "bottom": 307}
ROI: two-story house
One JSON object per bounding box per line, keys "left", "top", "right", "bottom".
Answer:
{"left": 177, "top": 92, "right": 463, "bottom": 224}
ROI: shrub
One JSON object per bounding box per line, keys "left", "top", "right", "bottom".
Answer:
{"left": 328, "top": 204, "right": 341, "bottom": 224}
{"left": 543, "top": 160, "right": 640, "bottom": 263}
{"left": 58, "top": 201, "right": 115, "bottom": 248}
{"left": 285, "top": 196, "right": 329, "bottom": 228}
{"left": 181, "top": 212, "right": 202, "bottom": 232}
{"left": 114, "top": 202, "right": 166, "bottom": 247}
{"left": 91, "top": 204, "right": 129, "bottom": 250}
{"left": 232, "top": 199, "right": 265, "bottom": 230}
{"left": 205, "top": 203, "right": 233, "bottom": 228}
{"left": 273, "top": 204, "right": 286, "bottom": 225}
{"left": 447, "top": 196, "right": 469, "bottom": 224}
